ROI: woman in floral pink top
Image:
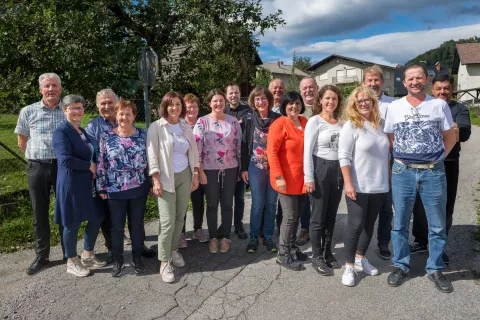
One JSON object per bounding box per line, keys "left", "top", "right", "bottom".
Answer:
{"left": 193, "top": 89, "right": 241, "bottom": 253}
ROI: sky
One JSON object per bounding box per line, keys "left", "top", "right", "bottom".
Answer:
{"left": 258, "top": 0, "right": 480, "bottom": 67}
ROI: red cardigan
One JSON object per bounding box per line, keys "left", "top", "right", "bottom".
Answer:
{"left": 267, "top": 116, "right": 307, "bottom": 195}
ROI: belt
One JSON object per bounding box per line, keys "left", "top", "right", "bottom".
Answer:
{"left": 394, "top": 159, "right": 438, "bottom": 169}
{"left": 28, "top": 159, "right": 57, "bottom": 164}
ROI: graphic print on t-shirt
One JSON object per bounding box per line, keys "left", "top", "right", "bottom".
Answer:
{"left": 328, "top": 131, "right": 340, "bottom": 151}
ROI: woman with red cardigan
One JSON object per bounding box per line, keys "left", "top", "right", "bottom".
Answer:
{"left": 267, "top": 91, "right": 308, "bottom": 271}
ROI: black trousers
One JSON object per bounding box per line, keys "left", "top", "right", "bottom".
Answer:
{"left": 94, "top": 192, "right": 112, "bottom": 250}
{"left": 27, "top": 160, "right": 64, "bottom": 259}
{"left": 203, "top": 167, "right": 238, "bottom": 239}
{"left": 344, "top": 193, "right": 385, "bottom": 264}
{"left": 108, "top": 195, "right": 147, "bottom": 260}
{"left": 183, "top": 184, "right": 205, "bottom": 233}
{"left": 309, "top": 156, "right": 343, "bottom": 257}
{"left": 412, "top": 160, "right": 459, "bottom": 245}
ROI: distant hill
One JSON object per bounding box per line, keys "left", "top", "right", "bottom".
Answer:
{"left": 405, "top": 37, "right": 480, "bottom": 70}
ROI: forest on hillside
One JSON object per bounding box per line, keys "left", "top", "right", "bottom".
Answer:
{"left": 405, "top": 37, "right": 480, "bottom": 70}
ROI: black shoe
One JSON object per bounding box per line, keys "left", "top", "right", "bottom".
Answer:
{"left": 377, "top": 244, "right": 393, "bottom": 260}
{"left": 295, "top": 229, "right": 310, "bottom": 246}
{"left": 291, "top": 246, "right": 308, "bottom": 261}
{"left": 235, "top": 223, "right": 247, "bottom": 239}
{"left": 410, "top": 242, "right": 428, "bottom": 254}
{"left": 264, "top": 238, "right": 278, "bottom": 253}
{"left": 141, "top": 245, "right": 156, "bottom": 258}
{"left": 216, "top": 225, "right": 225, "bottom": 240}
{"left": 324, "top": 249, "right": 340, "bottom": 269}
{"left": 427, "top": 271, "right": 453, "bottom": 293}
{"left": 442, "top": 252, "right": 450, "bottom": 265}
{"left": 111, "top": 259, "right": 125, "bottom": 277}
{"left": 132, "top": 255, "right": 145, "bottom": 274}
{"left": 276, "top": 253, "right": 302, "bottom": 271}
{"left": 387, "top": 267, "right": 408, "bottom": 287}
{"left": 246, "top": 237, "right": 259, "bottom": 253}
{"left": 26, "top": 256, "right": 49, "bottom": 275}
{"left": 312, "top": 256, "right": 332, "bottom": 276}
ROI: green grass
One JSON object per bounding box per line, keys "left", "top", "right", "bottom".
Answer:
{"left": 469, "top": 107, "right": 480, "bottom": 126}
{"left": 0, "top": 112, "right": 154, "bottom": 253}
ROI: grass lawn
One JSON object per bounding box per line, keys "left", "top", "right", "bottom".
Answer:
{"left": 0, "top": 112, "right": 152, "bottom": 253}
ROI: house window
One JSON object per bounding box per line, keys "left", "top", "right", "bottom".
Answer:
{"left": 385, "top": 71, "right": 391, "bottom": 80}
{"left": 346, "top": 69, "right": 356, "bottom": 77}
{"left": 336, "top": 70, "right": 344, "bottom": 79}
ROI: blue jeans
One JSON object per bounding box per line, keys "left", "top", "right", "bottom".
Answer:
{"left": 248, "top": 163, "right": 278, "bottom": 239}
{"left": 234, "top": 180, "right": 245, "bottom": 227}
{"left": 63, "top": 217, "right": 103, "bottom": 258}
{"left": 391, "top": 161, "right": 447, "bottom": 274}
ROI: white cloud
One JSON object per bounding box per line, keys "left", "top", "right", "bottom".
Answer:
{"left": 292, "top": 24, "right": 480, "bottom": 66}
{"left": 261, "top": 0, "right": 470, "bottom": 46}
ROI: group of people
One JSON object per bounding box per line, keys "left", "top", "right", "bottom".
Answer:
{"left": 15, "top": 64, "right": 470, "bottom": 292}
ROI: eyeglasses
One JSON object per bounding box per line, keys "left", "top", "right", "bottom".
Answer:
{"left": 357, "top": 99, "right": 372, "bottom": 105}
{"left": 254, "top": 97, "right": 268, "bottom": 102}
{"left": 67, "top": 107, "right": 84, "bottom": 112}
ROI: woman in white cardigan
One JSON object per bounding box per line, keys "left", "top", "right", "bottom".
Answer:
{"left": 147, "top": 91, "right": 199, "bottom": 283}
{"left": 338, "top": 86, "right": 390, "bottom": 287}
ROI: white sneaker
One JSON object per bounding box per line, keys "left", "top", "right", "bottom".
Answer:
{"left": 193, "top": 229, "right": 208, "bottom": 243}
{"left": 81, "top": 253, "right": 107, "bottom": 270}
{"left": 160, "top": 260, "right": 175, "bottom": 283}
{"left": 342, "top": 265, "right": 356, "bottom": 287}
{"left": 178, "top": 233, "right": 187, "bottom": 249}
{"left": 67, "top": 258, "right": 90, "bottom": 277}
{"left": 354, "top": 257, "right": 379, "bottom": 276}
{"left": 171, "top": 250, "right": 185, "bottom": 268}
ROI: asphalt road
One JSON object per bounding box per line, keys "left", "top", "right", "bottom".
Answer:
{"left": 1, "top": 127, "right": 479, "bottom": 320}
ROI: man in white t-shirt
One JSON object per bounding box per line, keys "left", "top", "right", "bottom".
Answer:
{"left": 384, "top": 64, "right": 456, "bottom": 293}
{"left": 362, "top": 65, "right": 396, "bottom": 260}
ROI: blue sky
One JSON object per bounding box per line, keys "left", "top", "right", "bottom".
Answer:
{"left": 258, "top": 0, "right": 480, "bottom": 67}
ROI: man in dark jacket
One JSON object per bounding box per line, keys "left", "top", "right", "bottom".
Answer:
{"left": 410, "top": 74, "right": 471, "bottom": 264}
{"left": 220, "top": 83, "right": 252, "bottom": 239}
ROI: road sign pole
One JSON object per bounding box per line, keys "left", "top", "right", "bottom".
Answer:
{"left": 141, "top": 48, "right": 151, "bottom": 128}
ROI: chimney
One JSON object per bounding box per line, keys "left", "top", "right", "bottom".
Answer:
{"left": 435, "top": 61, "right": 441, "bottom": 71}
{"left": 277, "top": 61, "right": 281, "bottom": 68}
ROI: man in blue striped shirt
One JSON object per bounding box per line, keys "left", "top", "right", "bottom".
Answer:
{"left": 15, "top": 73, "right": 66, "bottom": 275}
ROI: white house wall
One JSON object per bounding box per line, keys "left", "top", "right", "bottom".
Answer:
{"left": 458, "top": 63, "right": 480, "bottom": 103}
{"left": 311, "top": 58, "right": 395, "bottom": 96}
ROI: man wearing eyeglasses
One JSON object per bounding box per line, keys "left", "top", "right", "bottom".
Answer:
{"left": 15, "top": 73, "right": 66, "bottom": 275}
{"left": 362, "top": 65, "right": 396, "bottom": 260}
{"left": 221, "top": 83, "right": 252, "bottom": 240}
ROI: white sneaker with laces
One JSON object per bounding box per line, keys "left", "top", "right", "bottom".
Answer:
{"left": 342, "top": 265, "right": 356, "bottom": 287}
{"left": 354, "top": 257, "right": 379, "bottom": 275}
{"left": 67, "top": 258, "right": 90, "bottom": 277}
{"left": 171, "top": 250, "right": 185, "bottom": 268}
{"left": 160, "top": 260, "right": 175, "bottom": 283}
{"left": 81, "top": 253, "right": 107, "bottom": 269}
{"left": 193, "top": 229, "right": 208, "bottom": 243}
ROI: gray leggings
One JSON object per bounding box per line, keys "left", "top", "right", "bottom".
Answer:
{"left": 278, "top": 193, "right": 306, "bottom": 254}
{"left": 203, "top": 167, "right": 238, "bottom": 239}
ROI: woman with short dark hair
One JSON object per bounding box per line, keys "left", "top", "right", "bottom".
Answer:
{"left": 267, "top": 91, "right": 308, "bottom": 270}
{"left": 242, "top": 87, "right": 280, "bottom": 253}
{"left": 97, "top": 99, "right": 150, "bottom": 277}
{"left": 193, "top": 89, "right": 241, "bottom": 254}
{"left": 53, "top": 94, "right": 106, "bottom": 277}
{"left": 147, "top": 91, "right": 199, "bottom": 283}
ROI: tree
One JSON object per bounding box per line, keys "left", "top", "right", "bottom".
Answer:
{"left": 0, "top": 0, "right": 284, "bottom": 112}
{"left": 292, "top": 51, "right": 312, "bottom": 73}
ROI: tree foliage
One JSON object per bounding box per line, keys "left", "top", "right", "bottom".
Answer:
{"left": 0, "top": 0, "right": 284, "bottom": 112}
{"left": 292, "top": 51, "right": 312, "bottom": 73}
{"left": 405, "top": 37, "right": 480, "bottom": 69}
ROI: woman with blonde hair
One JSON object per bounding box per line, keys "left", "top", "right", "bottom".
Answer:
{"left": 338, "top": 86, "right": 390, "bottom": 286}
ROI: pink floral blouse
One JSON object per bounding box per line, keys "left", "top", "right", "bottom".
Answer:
{"left": 193, "top": 114, "right": 242, "bottom": 170}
